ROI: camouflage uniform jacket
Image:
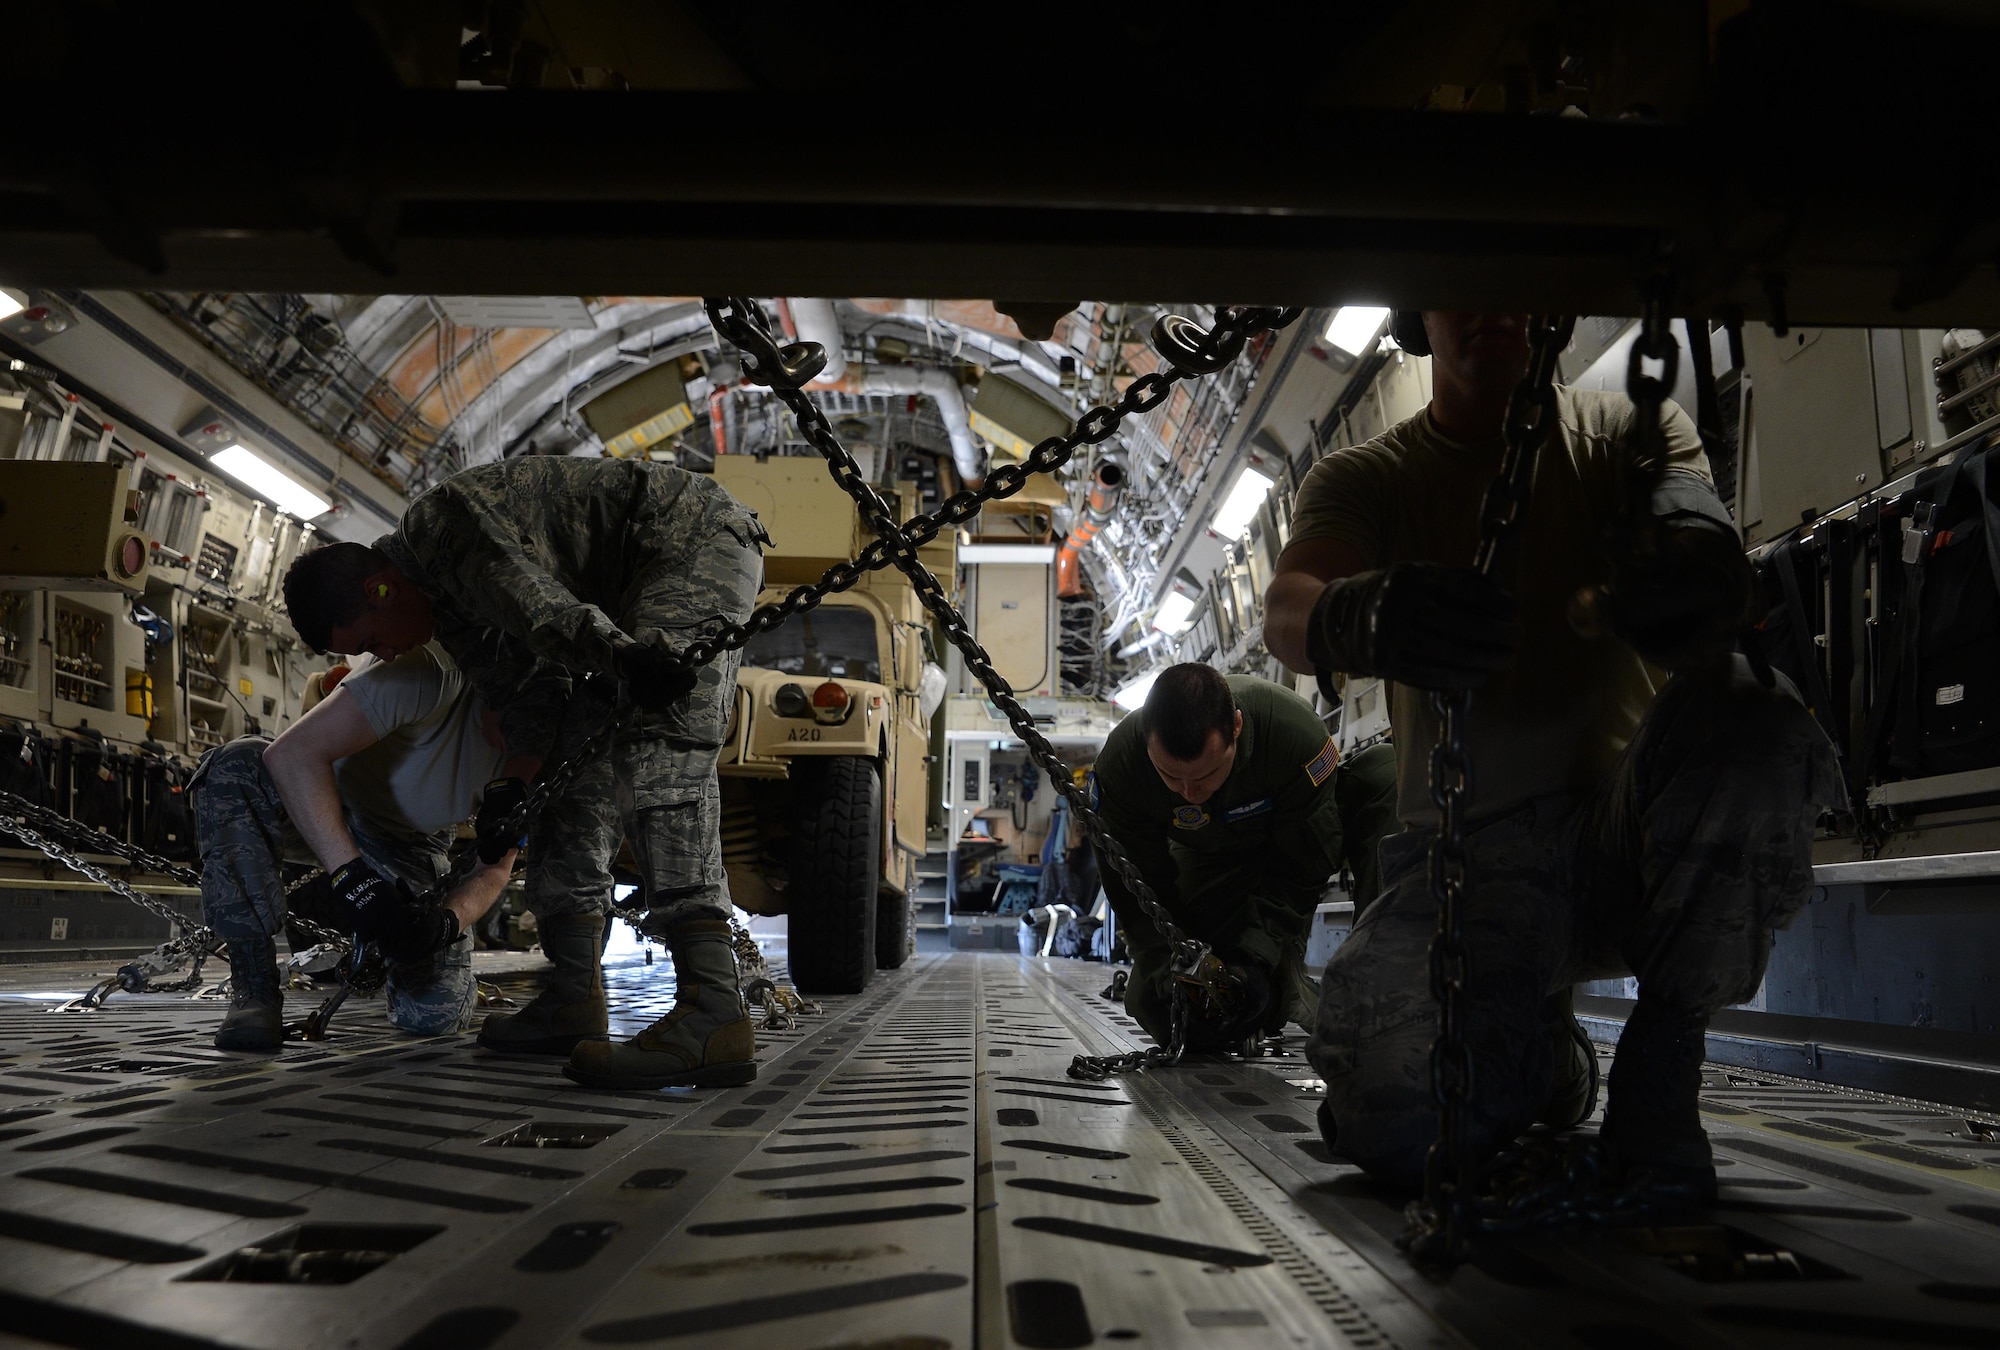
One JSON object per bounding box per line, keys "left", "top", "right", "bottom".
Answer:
{"left": 1094, "top": 675, "right": 1373, "bottom": 976}
{"left": 375, "top": 458, "right": 757, "bottom": 758}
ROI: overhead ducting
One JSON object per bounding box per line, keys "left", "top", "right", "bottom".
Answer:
{"left": 1055, "top": 459, "right": 1125, "bottom": 598}
{"left": 856, "top": 365, "right": 983, "bottom": 485}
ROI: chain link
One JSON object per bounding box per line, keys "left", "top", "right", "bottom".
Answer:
{"left": 2, "top": 789, "right": 201, "bottom": 886}
{"left": 2, "top": 797, "right": 204, "bottom": 935}
{"left": 1402, "top": 292, "right": 1690, "bottom": 1263}
{"left": 2, "top": 786, "right": 356, "bottom": 1014}
{"left": 1400, "top": 315, "right": 1576, "bottom": 1267}
{"left": 700, "top": 297, "right": 1300, "bottom": 1079}
{"left": 1623, "top": 276, "right": 1680, "bottom": 517}
{"left": 3, "top": 809, "right": 226, "bottom": 1011}
{"left": 680, "top": 299, "right": 1290, "bottom": 683}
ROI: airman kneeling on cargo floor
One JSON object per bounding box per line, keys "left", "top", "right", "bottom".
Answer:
{"left": 1091, "top": 663, "right": 1400, "bottom": 1051}
{"left": 192, "top": 647, "right": 525, "bottom": 1050}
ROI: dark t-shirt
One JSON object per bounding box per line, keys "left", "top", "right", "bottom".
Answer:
{"left": 1289, "top": 386, "right": 1713, "bottom": 824}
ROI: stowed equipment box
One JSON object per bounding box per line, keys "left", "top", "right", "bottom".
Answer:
{"left": 0, "top": 461, "right": 152, "bottom": 594}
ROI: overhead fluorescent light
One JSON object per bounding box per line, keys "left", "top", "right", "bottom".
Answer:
{"left": 1112, "top": 670, "right": 1161, "bottom": 711}
{"left": 0, "top": 289, "right": 24, "bottom": 322}
{"left": 958, "top": 543, "right": 1058, "bottom": 564}
{"left": 1209, "top": 466, "right": 1275, "bottom": 540}
{"left": 1325, "top": 306, "right": 1390, "bottom": 357}
{"left": 212, "top": 445, "right": 331, "bottom": 519}
{"left": 438, "top": 296, "right": 597, "bottom": 329}
{"left": 1150, "top": 567, "right": 1204, "bottom": 635}
{"left": 1152, "top": 591, "right": 1197, "bottom": 634}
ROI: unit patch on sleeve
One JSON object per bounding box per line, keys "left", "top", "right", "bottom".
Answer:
{"left": 1170, "top": 804, "right": 1212, "bottom": 831}
{"left": 1303, "top": 737, "right": 1339, "bottom": 787}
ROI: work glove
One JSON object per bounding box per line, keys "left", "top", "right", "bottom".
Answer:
{"left": 1593, "top": 521, "right": 1758, "bottom": 672}
{"left": 1192, "top": 961, "right": 1276, "bottom": 1049}
{"left": 327, "top": 857, "right": 397, "bottom": 945}
{"left": 376, "top": 898, "right": 461, "bottom": 965}
{"left": 1305, "top": 562, "right": 1522, "bottom": 691}
{"left": 328, "top": 857, "right": 460, "bottom": 962}
{"left": 474, "top": 777, "right": 529, "bottom": 866}
{"left": 615, "top": 643, "right": 701, "bottom": 713}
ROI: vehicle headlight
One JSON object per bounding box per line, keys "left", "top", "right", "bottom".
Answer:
{"left": 773, "top": 683, "right": 811, "bottom": 719}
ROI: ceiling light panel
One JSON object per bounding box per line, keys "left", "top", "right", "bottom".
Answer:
{"left": 1325, "top": 306, "right": 1390, "bottom": 356}
{"left": 212, "top": 445, "right": 331, "bottom": 519}
{"left": 437, "top": 296, "right": 598, "bottom": 329}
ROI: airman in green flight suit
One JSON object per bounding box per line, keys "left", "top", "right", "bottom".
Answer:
{"left": 1092, "top": 663, "right": 1399, "bottom": 1048}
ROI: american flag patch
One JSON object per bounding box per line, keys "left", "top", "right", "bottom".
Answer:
{"left": 1303, "top": 737, "right": 1339, "bottom": 786}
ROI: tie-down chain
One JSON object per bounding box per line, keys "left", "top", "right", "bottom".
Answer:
{"left": 699, "top": 297, "right": 1301, "bottom": 1078}
{"left": 1403, "top": 284, "right": 1681, "bottom": 1268}
{"left": 1, "top": 788, "right": 345, "bottom": 1013}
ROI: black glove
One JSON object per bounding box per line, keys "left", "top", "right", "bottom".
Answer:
{"left": 1597, "top": 521, "right": 1758, "bottom": 672}
{"left": 615, "top": 644, "right": 701, "bottom": 713}
{"left": 1305, "top": 562, "right": 1522, "bottom": 690}
{"left": 474, "top": 776, "right": 528, "bottom": 865}
{"left": 1185, "top": 961, "right": 1276, "bottom": 1049}
{"left": 329, "top": 857, "right": 460, "bottom": 962}
{"left": 376, "top": 899, "right": 461, "bottom": 964}
{"left": 328, "top": 857, "right": 397, "bottom": 944}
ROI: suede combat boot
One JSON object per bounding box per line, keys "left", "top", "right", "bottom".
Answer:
{"left": 1599, "top": 997, "right": 1719, "bottom": 1207}
{"left": 563, "top": 918, "right": 756, "bottom": 1089}
{"left": 477, "top": 912, "right": 609, "bottom": 1055}
{"left": 1537, "top": 987, "right": 1601, "bottom": 1130}
{"left": 214, "top": 933, "right": 283, "bottom": 1052}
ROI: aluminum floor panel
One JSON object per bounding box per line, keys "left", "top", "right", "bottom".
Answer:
{"left": 0, "top": 951, "right": 1997, "bottom": 1347}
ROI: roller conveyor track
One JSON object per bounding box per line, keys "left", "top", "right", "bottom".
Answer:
{"left": 0, "top": 951, "right": 1997, "bottom": 1349}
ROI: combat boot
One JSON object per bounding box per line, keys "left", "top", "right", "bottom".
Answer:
{"left": 1274, "top": 946, "right": 1320, "bottom": 1033}
{"left": 1536, "top": 987, "right": 1601, "bottom": 1130}
{"left": 214, "top": 933, "right": 283, "bottom": 1052}
{"left": 1599, "top": 997, "right": 1718, "bottom": 1207}
{"left": 476, "top": 912, "right": 609, "bottom": 1055}
{"left": 563, "top": 918, "right": 756, "bottom": 1089}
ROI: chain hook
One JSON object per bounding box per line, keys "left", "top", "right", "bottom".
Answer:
{"left": 705, "top": 296, "right": 827, "bottom": 391}
{"left": 1151, "top": 312, "right": 1247, "bottom": 376}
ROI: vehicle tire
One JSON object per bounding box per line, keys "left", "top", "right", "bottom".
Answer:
{"left": 875, "top": 878, "right": 912, "bottom": 971}
{"left": 785, "top": 755, "right": 881, "bottom": 995}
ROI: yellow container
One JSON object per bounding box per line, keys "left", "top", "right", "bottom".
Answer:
{"left": 125, "top": 669, "right": 154, "bottom": 721}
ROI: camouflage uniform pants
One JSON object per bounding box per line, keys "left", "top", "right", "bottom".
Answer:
{"left": 1308, "top": 656, "right": 1844, "bottom": 1185}
{"left": 526, "top": 518, "right": 764, "bottom": 931}
{"left": 190, "top": 737, "right": 475, "bottom": 1036}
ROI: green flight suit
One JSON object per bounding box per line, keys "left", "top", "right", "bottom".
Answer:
{"left": 1093, "top": 675, "right": 1399, "bottom": 1045}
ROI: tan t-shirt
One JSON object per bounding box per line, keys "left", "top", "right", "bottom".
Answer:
{"left": 333, "top": 643, "right": 508, "bottom": 843}
{"left": 1289, "top": 385, "right": 1711, "bottom": 825}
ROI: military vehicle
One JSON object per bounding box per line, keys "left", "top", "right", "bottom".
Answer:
{"left": 710, "top": 456, "right": 950, "bottom": 995}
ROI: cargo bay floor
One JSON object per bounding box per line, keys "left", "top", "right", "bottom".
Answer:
{"left": 1, "top": 947, "right": 1998, "bottom": 1350}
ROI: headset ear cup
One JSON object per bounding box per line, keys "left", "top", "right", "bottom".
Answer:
{"left": 1391, "top": 311, "right": 1431, "bottom": 357}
